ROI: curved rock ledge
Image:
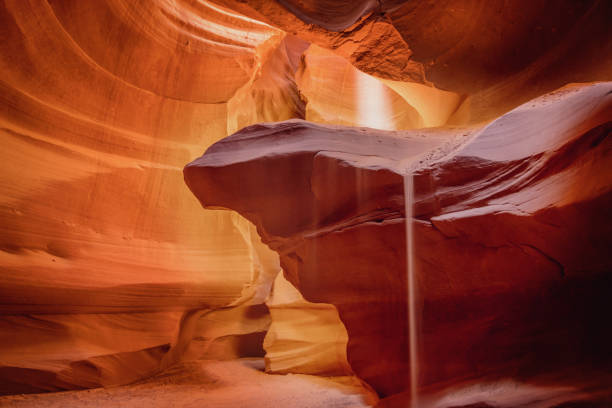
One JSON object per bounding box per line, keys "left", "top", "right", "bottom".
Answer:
{"left": 1, "top": 0, "right": 610, "bottom": 403}
{"left": 184, "top": 82, "right": 612, "bottom": 398}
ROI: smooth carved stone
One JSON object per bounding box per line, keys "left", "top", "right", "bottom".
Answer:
{"left": 296, "top": 44, "right": 463, "bottom": 130}
{"left": 211, "top": 0, "right": 611, "bottom": 122}
{"left": 1, "top": 0, "right": 610, "bottom": 400}
{"left": 184, "top": 82, "right": 612, "bottom": 397}
{"left": 0, "top": 0, "right": 307, "bottom": 393}
{"left": 264, "top": 272, "right": 353, "bottom": 376}
{"left": 0, "top": 360, "right": 378, "bottom": 408}
{"left": 208, "top": 0, "right": 428, "bottom": 84}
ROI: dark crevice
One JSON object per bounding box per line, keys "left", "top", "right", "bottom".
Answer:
{"left": 519, "top": 243, "right": 566, "bottom": 277}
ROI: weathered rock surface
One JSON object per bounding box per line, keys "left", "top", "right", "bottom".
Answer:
{"left": 0, "top": 0, "right": 304, "bottom": 393}
{"left": 264, "top": 272, "right": 352, "bottom": 376}
{"left": 1, "top": 0, "right": 611, "bottom": 403}
{"left": 184, "top": 82, "right": 612, "bottom": 398}
{"left": 210, "top": 0, "right": 612, "bottom": 121}
{"left": 0, "top": 359, "right": 378, "bottom": 408}
{"left": 297, "top": 45, "right": 463, "bottom": 129}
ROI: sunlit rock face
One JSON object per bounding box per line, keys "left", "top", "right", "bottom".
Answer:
{"left": 213, "top": 0, "right": 611, "bottom": 120}
{"left": 264, "top": 272, "right": 353, "bottom": 376}
{"left": 297, "top": 45, "right": 463, "bottom": 130}
{"left": 1, "top": 0, "right": 611, "bottom": 405}
{"left": 184, "top": 83, "right": 612, "bottom": 400}
{"left": 0, "top": 0, "right": 300, "bottom": 393}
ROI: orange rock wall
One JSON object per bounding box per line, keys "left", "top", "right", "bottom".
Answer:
{"left": 184, "top": 83, "right": 612, "bottom": 397}
{"left": 1, "top": 0, "right": 610, "bottom": 399}
{"left": 0, "top": 0, "right": 293, "bottom": 392}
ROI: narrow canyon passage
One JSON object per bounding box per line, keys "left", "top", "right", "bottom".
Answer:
{"left": 1, "top": 1, "right": 611, "bottom": 407}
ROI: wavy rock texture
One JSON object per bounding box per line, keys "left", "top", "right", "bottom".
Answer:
{"left": 0, "top": 0, "right": 305, "bottom": 394}
{"left": 0, "top": 359, "right": 378, "bottom": 408}
{"left": 1, "top": 0, "right": 611, "bottom": 405}
{"left": 296, "top": 45, "right": 463, "bottom": 129}
{"left": 264, "top": 272, "right": 352, "bottom": 376}
{"left": 211, "top": 0, "right": 611, "bottom": 121}
{"left": 388, "top": 0, "right": 612, "bottom": 120}
{"left": 0, "top": 0, "right": 370, "bottom": 395}
{"left": 209, "top": 0, "right": 427, "bottom": 83}
{"left": 184, "top": 83, "right": 612, "bottom": 402}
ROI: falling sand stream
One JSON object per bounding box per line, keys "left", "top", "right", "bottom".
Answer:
{"left": 404, "top": 174, "right": 419, "bottom": 408}
{"left": 355, "top": 67, "right": 420, "bottom": 407}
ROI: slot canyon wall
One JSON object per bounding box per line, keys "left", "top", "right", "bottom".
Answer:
{"left": 0, "top": 0, "right": 611, "bottom": 407}
{"left": 185, "top": 83, "right": 612, "bottom": 400}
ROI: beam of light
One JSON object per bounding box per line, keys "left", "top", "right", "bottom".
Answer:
{"left": 354, "top": 69, "right": 395, "bottom": 130}
{"left": 354, "top": 66, "right": 419, "bottom": 405}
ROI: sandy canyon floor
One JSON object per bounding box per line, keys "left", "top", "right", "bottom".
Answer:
{"left": 0, "top": 359, "right": 375, "bottom": 408}
{"left": 2, "top": 359, "right": 611, "bottom": 408}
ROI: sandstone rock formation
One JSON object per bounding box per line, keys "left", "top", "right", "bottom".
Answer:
{"left": 184, "top": 82, "right": 612, "bottom": 400}
{"left": 0, "top": 359, "right": 378, "bottom": 408}
{"left": 211, "top": 0, "right": 612, "bottom": 119}
{"left": 0, "top": 0, "right": 287, "bottom": 393}
{"left": 264, "top": 272, "right": 352, "bottom": 376}
{"left": 1, "top": 0, "right": 611, "bottom": 406}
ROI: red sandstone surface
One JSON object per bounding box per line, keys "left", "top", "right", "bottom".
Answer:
{"left": 1, "top": 0, "right": 611, "bottom": 407}
{"left": 184, "top": 83, "right": 612, "bottom": 401}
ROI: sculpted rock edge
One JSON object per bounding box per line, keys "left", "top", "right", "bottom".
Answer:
{"left": 184, "top": 82, "right": 612, "bottom": 398}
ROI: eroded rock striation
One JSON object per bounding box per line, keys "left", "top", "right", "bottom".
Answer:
{"left": 211, "top": 0, "right": 612, "bottom": 121}
{"left": 0, "top": 0, "right": 298, "bottom": 393}
{"left": 184, "top": 82, "right": 612, "bottom": 398}
{"left": 1, "top": 0, "right": 611, "bottom": 403}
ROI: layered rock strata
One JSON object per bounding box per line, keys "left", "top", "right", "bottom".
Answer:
{"left": 2, "top": 0, "right": 611, "bottom": 400}
{"left": 264, "top": 272, "right": 352, "bottom": 376}
{"left": 210, "top": 0, "right": 612, "bottom": 121}
{"left": 184, "top": 82, "right": 612, "bottom": 398}
{"left": 0, "top": 0, "right": 303, "bottom": 393}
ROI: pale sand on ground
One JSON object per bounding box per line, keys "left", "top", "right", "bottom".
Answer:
{"left": 0, "top": 359, "right": 377, "bottom": 408}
